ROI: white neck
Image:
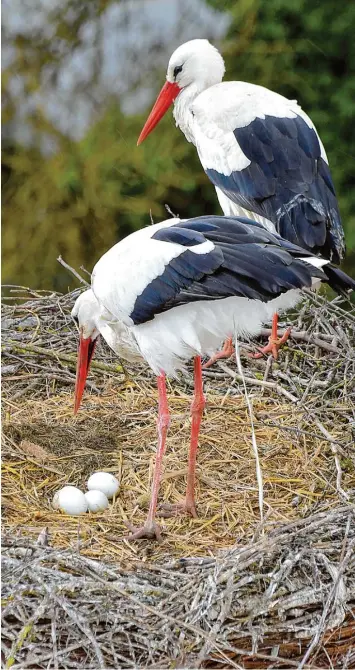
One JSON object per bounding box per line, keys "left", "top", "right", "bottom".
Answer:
{"left": 173, "top": 82, "right": 205, "bottom": 144}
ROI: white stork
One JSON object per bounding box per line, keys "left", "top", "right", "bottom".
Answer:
{"left": 137, "top": 39, "right": 345, "bottom": 361}
{"left": 71, "top": 214, "right": 354, "bottom": 541}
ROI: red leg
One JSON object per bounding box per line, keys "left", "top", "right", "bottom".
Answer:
{"left": 186, "top": 356, "right": 205, "bottom": 515}
{"left": 249, "top": 313, "right": 291, "bottom": 360}
{"left": 202, "top": 336, "right": 235, "bottom": 369}
{"left": 160, "top": 356, "right": 205, "bottom": 518}
{"left": 125, "top": 374, "right": 170, "bottom": 541}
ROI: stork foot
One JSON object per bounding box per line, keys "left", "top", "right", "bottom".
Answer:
{"left": 249, "top": 327, "right": 292, "bottom": 360}
{"left": 158, "top": 500, "right": 198, "bottom": 518}
{"left": 123, "top": 520, "right": 163, "bottom": 542}
{"left": 202, "top": 337, "right": 234, "bottom": 369}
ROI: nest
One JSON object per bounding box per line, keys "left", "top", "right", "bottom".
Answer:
{"left": 2, "top": 507, "right": 355, "bottom": 668}
{"left": 2, "top": 282, "right": 355, "bottom": 667}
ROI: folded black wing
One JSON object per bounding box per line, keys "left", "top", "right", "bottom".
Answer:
{"left": 204, "top": 115, "right": 344, "bottom": 263}
{"left": 130, "top": 217, "right": 327, "bottom": 324}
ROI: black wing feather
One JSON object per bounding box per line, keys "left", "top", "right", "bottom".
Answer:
{"left": 205, "top": 114, "right": 345, "bottom": 262}
{"left": 129, "top": 216, "right": 341, "bottom": 325}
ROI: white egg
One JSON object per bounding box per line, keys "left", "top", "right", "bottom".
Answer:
{"left": 87, "top": 472, "right": 120, "bottom": 498}
{"left": 52, "top": 486, "right": 88, "bottom": 516}
{"left": 84, "top": 490, "right": 109, "bottom": 513}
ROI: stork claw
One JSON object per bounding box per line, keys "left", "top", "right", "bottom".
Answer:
{"left": 158, "top": 501, "right": 198, "bottom": 518}
{"left": 249, "top": 327, "right": 292, "bottom": 360}
{"left": 202, "top": 337, "right": 235, "bottom": 369}
{"left": 123, "top": 520, "right": 163, "bottom": 542}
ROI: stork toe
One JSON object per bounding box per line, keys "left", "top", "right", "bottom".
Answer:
{"left": 158, "top": 501, "right": 198, "bottom": 518}
{"left": 123, "top": 520, "right": 163, "bottom": 542}
{"left": 202, "top": 336, "right": 235, "bottom": 369}
{"left": 249, "top": 327, "right": 292, "bottom": 360}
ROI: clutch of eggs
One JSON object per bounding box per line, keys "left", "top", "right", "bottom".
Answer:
{"left": 52, "top": 472, "right": 119, "bottom": 516}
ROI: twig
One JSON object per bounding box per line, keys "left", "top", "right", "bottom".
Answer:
{"left": 262, "top": 355, "right": 273, "bottom": 385}
{"left": 3, "top": 341, "right": 122, "bottom": 375}
{"left": 5, "top": 596, "right": 51, "bottom": 669}
{"left": 313, "top": 418, "right": 350, "bottom": 501}
{"left": 297, "top": 540, "right": 355, "bottom": 669}
{"left": 235, "top": 338, "right": 264, "bottom": 525}
{"left": 165, "top": 203, "right": 178, "bottom": 218}
{"left": 2, "top": 350, "right": 99, "bottom": 390}
{"left": 57, "top": 256, "right": 90, "bottom": 286}
{"left": 79, "top": 265, "right": 92, "bottom": 278}
{"left": 219, "top": 362, "right": 299, "bottom": 402}
{"left": 302, "top": 288, "right": 355, "bottom": 323}
{"left": 54, "top": 595, "right": 105, "bottom": 668}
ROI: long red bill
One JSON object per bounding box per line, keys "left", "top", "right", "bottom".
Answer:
{"left": 137, "top": 81, "right": 181, "bottom": 145}
{"left": 74, "top": 334, "right": 97, "bottom": 414}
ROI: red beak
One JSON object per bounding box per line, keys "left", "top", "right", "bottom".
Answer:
{"left": 74, "top": 334, "right": 98, "bottom": 414}
{"left": 137, "top": 81, "right": 181, "bottom": 145}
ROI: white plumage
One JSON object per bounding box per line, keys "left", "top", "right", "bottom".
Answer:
{"left": 73, "top": 216, "right": 330, "bottom": 377}
{"left": 186, "top": 79, "right": 327, "bottom": 160}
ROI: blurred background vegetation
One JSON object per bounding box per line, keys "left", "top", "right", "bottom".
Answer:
{"left": 2, "top": 0, "right": 355, "bottom": 290}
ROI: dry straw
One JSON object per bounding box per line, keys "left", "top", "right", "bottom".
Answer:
{"left": 2, "top": 282, "right": 355, "bottom": 667}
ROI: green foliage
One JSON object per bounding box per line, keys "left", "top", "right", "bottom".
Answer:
{"left": 3, "top": 107, "right": 216, "bottom": 290}
{"left": 2, "top": 0, "right": 355, "bottom": 289}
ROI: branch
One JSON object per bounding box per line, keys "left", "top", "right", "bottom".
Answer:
{"left": 218, "top": 363, "right": 299, "bottom": 402}
{"left": 57, "top": 256, "right": 90, "bottom": 287}
{"left": 3, "top": 341, "right": 123, "bottom": 375}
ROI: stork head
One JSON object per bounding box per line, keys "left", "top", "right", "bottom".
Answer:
{"left": 137, "top": 39, "right": 225, "bottom": 145}
{"left": 166, "top": 39, "right": 225, "bottom": 90}
{"left": 71, "top": 289, "right": 100, "bottom": 414}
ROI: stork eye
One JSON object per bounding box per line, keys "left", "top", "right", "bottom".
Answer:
{"left": 72, "top": 314, "right": 79, "bottom": 325}
{"left": 173, "top": 65, "right": 183, "bottom": 79}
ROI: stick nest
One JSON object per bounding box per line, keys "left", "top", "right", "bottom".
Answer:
{"left": 2, "top": 508, "right": 355, "bottom": 668}
{"left": 2, "top": 284, "right": 355, "bottom": 667}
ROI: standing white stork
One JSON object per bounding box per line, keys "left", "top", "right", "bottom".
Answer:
{"left": 72, "top": 214, "right": 354, "bottom": 541}
{"left": 137, "top": 39, "right": 345, "bottom": 361}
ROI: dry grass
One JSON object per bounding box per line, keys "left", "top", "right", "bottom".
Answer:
{"left": 2, "top": 381, "right": 355, "bottom": 563}
{"left": 2, "top": 284, "right": 355, "bottom": 667}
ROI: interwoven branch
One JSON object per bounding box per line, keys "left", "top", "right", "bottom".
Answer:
{"left": 2, "top": 506, "right": 355, "bottom": 669}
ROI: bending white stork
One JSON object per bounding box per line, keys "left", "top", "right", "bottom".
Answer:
{"left": 137, "top": 39, "right": 345, "bottom": 360}
{"left": 72, "top": 214, "right": 354, "bottom": 541}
